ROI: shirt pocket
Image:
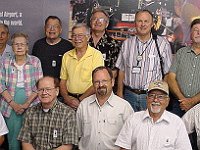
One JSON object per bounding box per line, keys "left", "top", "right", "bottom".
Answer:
{"left": 106, "top": 117, "right": 122, "bottom": 136}
{"left": 160, "top": 137, "right": 175, "bottom": 150}
{"left": 80, "top": 65, "right": 92, "bottom": 82}
{"left": 147, "top": 55, "right": 158, "bottom": 72}
{"left": 49, "top": 127, "right": 63, "bottom": 148}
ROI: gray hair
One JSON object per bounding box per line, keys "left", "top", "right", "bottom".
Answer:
{"left": 72, "top": 23, "right": 90, "bottom": 35}
{"left": 0, "top": 23, "right": 9, "bottom": 34}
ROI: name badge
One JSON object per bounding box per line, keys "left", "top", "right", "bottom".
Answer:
{"left": 52, "top": 60, "right": 56, "bottom": 67}
{"left": 132, "top": 67, "right": 141, "bottom": 74}
{"left": 53, "top": 129, "right": 57, "bottom": 138}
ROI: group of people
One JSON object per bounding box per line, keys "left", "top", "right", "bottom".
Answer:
{"left": 0, "top": 7, "right": 200, "bottom": 150}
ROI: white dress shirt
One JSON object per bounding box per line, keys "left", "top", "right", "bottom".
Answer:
{"left": 76, "top": 92, "right": 134, "bottom": 150}
{"left": 115, "top": 110, "right": 192, "bottom": 150}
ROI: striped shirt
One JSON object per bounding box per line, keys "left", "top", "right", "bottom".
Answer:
{"left": 0, "top": 54, "right": 43, "bottom": 117}
{"left": 116, "top": 35, "right": 172, "bottom": 90}
{"left": 18, "top": 100, "right": 78, "bottom": 150}
{"left": 170, "top": 46, "right": 200, "bottom": 97}
{"left": 182, "top": 103, "right": 200, "bottom": 150}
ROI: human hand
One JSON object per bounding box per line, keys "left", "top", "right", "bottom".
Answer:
{"left": 179, "top": 98, "right": 194, "bottom": 111}
{"left": 10, "top": 101, "right": 25, "bottom": 114}
{"left": 64, "top": 96, "right": 80, "bottom": 109}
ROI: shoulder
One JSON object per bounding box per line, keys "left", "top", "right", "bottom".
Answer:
{"left": 33, "top": 37, "right": 46, "bottom": 45}
{"left": 27, "top": 55, "right": 41, "bottom": 63}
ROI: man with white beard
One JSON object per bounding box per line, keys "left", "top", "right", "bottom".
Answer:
{"left": 115, "top": 80, "right": 192, "bottom": 150}
{"left": 76, "top": 66, "right": 133, "bottom": 150}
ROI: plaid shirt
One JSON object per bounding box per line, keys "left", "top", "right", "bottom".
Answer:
{"left": 0, "top": 54, "right": 43, "bottom": 117}
{"left": 18, "top": 100, "right": 78, "bottom": 150}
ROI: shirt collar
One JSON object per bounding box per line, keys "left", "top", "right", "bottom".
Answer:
{"left": 89, "top": 92, "right": 115, "bottom": 107}
{"left": 40, "top": 99, "right": 58, "bottom": 113}
{"left": 69, "top": 44, "right": 93, "bottom": 59}
{"left": 10, "top": 54, "right": 31, "bottom": 66}
{"left": 142, "top": 110, "right": 170, "bottom": 124}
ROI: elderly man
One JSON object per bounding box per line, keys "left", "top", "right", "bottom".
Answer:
{"left": 32, "top": 16, "right": 73, "bottom": 79}
{"left": 18, "top": 76, "right": 78, "bottom": 150}
{"left": 0, "top": 112, "right": 8, "bottom": 146}
{"left": 89, "top": 8, "right": 120, "bottom": 78}
{"left": 60, "top": 23, "right": 104, "bottom": 109}
{"left": 76, "top": 66, "right": 133, "bottom": 150}
{"left": 115, "top": 80, "right": 192, "bottom": 150}
{"left": 115, "top": 10, "right": 172, "bottom": 111}
{"left": 166, "top": 18, "right": 200, "bottom": 117}
{"left": 0, "top": 23, "right": 13, "bottom": 61}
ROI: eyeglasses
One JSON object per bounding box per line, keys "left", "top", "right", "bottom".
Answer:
{"left": 91, "top": 17, "right": 107, "bottom": 23}
{"left": 93, "top": 79, "right": 111, "bottom": 86}
{"left": 37, "top": 87, "right": 56, "bottom": 94}
{"left": 12, "top": 43, "right": 27, "bottom": 47}
{"left": 46, "top": 25, "right": 60, "bottom": 30}
{"left": 71, "top": 34, "right": 87, "bottom": 39}
{"left": 147, "top": 93, "right": 168, "bottom": 101}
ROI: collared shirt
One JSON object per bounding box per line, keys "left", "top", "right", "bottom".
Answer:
{"left": 89, "top": 33, "right": 121, "bottom": 70}
{"left": 60, "top": 44, "right": 104, "bottom": 94}
{"left": 182, "top": 103, "right": 200, "bottom": 149}
{"left": 0, "top": 55, "right": 43, "bottom": 117}
{"left": 170, "top": 46, "right": 200, "bottom": 97}
{"left": 0, "top": 44, "right": 13, "bottom": 62}
{"left": 76, "top": 92, "right": 134, "bottom": 150}
{"left": 115, "top": 110, "right": 192, "bottom": 150}
{"left": 0, "top": 112, "right": 8, "bottom": 136}
{"left": 18, "top": 100, "right": 78, "bottom": 150}
{"left": 116, "top": 35, "right": 172, "bottom": 90}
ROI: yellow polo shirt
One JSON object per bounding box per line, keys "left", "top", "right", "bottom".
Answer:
{"left": 60, "top": 45, "right": 104, "bottom": 94}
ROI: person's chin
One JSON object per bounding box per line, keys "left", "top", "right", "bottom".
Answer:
{"left": 150, "top": 105, "right": 161, "bottom": 114}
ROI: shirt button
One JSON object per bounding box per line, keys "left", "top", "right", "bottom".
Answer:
{"left": 191, "top": 74, "right": 194, "bottom": 76}
{"left": 193, "top": 65, "right": 195, "bottom": 68}
{"left": 188, "top": 94, "right": 190, "bottom": 97}
{"left": 189, "top": 84, "right": 192, "bottom": 86}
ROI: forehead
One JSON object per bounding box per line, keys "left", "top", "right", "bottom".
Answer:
{"left": 38, "top": 77, "right": 54, "bottom": 87}
{"left": 192, "top": 23, "right": 200, "bottom": 30}
{"left": 93, "top": 69, "right": 110, "bottom": 79}
{"left": 135, "top": 11, "right": 153, "bottom": 20}
{"left": 0, "top": 26, "right": 8, "bottom": 32}
{"left": 46, "top": 19, "right": 60, "bottom": 25}
{"left": 72, "top": 26, "right": 86, "bottom": 33}
{"left": 92, "top": 11, "right": 108, "bottom": 18}
{"left": 13, "top": 36, "right": 26, "bottom": 42}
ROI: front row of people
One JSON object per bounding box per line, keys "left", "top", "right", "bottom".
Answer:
{"left": 0, "top": 69, "right": 197, "bottom": 150}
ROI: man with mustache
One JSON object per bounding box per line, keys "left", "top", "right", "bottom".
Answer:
{"left": 115, "top": 80, "right": 192, "bottom": 150}
{"left": 76, "top": 66, "right": 133, "bottom": 150}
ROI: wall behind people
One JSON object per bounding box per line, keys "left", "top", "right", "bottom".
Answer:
{"left": 0, "top": 0, "right": 71, "bottom": 52}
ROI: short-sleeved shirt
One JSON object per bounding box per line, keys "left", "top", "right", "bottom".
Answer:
{"left": 0, "top": 55, "right": 43, "bottom": 117}
{"left": 18, "top": 100, "right": 78, "bottom": 150}
{"left": 89, "top": 33, "right": 121, "bottom": 70}
{"left": 116, "top": 35, "right": 172, "bottom": 90}
{"left": 115, "top": 110, "right": 192, "bottom": 150}
{"left": 76, "top": 92, "right": 133, "bottom": 150}
{"left": 0, "top": 112, "right": 8, "bottom": 136}
{"left": 182, "top": 103, "right": 200, "bottom": 150}
{"left": 32, "top": 37, "right": 73, "bottom": 79}
{"left": 60, "top": 44, "right": 104, "bottom": 94}
{"left": 170, "top": 46, "right": 200, "bottom": 97}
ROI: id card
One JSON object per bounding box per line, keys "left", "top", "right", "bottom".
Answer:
{"left": 132, "top": 67, "right": 141, "bottom": 74}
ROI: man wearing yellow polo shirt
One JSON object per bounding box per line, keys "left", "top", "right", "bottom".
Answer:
{"left": 60, "top": 23, "right": 104, "bottom": 109}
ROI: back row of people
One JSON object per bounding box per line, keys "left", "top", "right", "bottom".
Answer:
{"left": 0, "top": 8, "right": 200, "bottom": 149}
